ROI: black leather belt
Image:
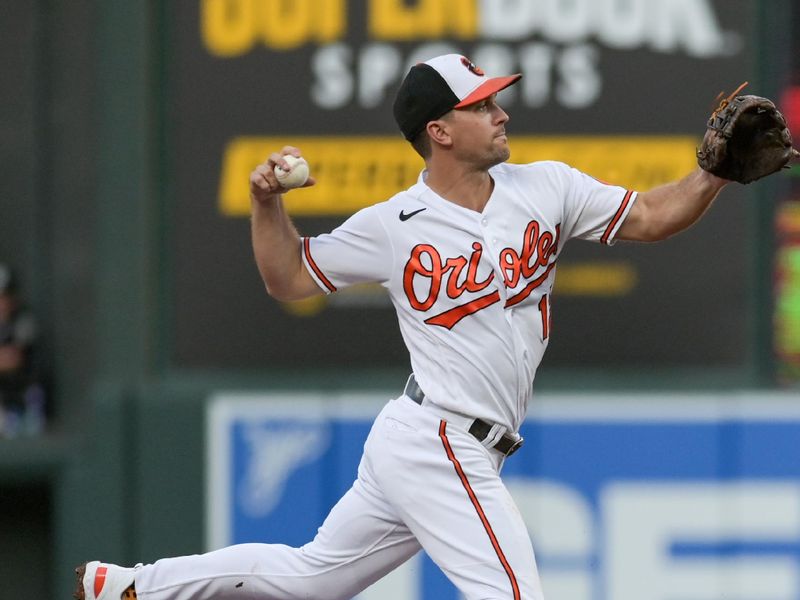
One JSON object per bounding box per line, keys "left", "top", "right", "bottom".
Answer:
{"left": 404, "top": 375, "right": 524, "bottom": 457}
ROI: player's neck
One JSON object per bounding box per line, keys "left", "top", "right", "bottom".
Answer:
{"left": 423, "top": 162, "right": 494, "bottom": 213}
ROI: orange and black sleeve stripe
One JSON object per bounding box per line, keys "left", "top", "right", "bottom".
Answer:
{"left": 601, "top": 190, "right": 635, "bottom": 245}
{"left": 303, "top": 237, "right": 337, "bottom": 293}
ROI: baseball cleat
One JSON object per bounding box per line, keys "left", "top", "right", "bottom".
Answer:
{"left": 74, "top": 561, "right": 140, "bottom": 600}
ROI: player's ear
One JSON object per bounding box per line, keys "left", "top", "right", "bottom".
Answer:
{"left": 427, "top": 119, "right": 452, "bottom": 149}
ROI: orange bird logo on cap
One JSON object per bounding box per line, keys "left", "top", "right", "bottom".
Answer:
{"left": 460, "top": 57, "right": 484, "bottom": 76}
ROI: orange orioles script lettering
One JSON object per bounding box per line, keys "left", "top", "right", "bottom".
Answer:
{"left": 403, "top": 222, "right": 561, "bottom": 329}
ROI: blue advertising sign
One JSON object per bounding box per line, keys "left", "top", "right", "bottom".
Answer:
{"left": 206, "top": 392, "right": 800, "bottom": 600}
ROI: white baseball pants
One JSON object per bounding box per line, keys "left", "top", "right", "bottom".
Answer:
{"left": 134, "top": 395, "right": 544, "bottom": 600}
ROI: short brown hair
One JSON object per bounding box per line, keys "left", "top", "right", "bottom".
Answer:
{"left": 410, "top": 129, "right": 432, "bottom": 158}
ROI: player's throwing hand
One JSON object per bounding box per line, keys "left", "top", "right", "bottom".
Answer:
{"left": 249, "top": 146, "right": 315, "bottom": 203}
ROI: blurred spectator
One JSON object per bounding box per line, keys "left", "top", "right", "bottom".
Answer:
{"left": 0, "top": 264, "right": 45, "bottom": 437}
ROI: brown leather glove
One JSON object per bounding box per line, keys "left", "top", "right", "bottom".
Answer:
{"left": 697, "top": 84, "right": 800, "bottom": 184}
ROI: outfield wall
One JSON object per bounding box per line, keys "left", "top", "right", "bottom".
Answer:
{"left": 206, "top": 391, "right": 800, "bottom": 600}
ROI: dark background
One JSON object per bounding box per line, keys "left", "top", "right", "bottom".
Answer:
{"left": 167, "top": 0, "right": 753, "bottom": 370}
{"left": 0, "top": 1, "right": 796, "bottom": 596}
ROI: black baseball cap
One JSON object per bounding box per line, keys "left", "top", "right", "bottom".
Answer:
{"left": 393, "top": 54, "right": 522, "bottom": 141}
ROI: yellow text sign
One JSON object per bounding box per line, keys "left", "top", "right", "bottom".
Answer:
{"left": 368, "top": 0, "right": 477, "bottom": 40}
{"left": 201, "top": 0, "right": 346, "bottom": 54}
{"left": 219, "top": 135, "right": 699, "bottom": 217}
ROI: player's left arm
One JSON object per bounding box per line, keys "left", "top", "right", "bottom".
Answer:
{"left": 615, "top": 167, "right": 729, "bottom": 242}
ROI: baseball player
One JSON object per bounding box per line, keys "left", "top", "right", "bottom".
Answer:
{"left": 75, "top": 54, "right": 733, "bottom": 600}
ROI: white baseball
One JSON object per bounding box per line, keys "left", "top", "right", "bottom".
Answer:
{"left": 274, "top": 155, "right": 310, "bottom": 189}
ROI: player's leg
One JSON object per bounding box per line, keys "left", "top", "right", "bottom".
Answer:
{"left": 131, "top": 475, "right": 420, "bottom": 600}
{"left": 78, "top": 402, "right": 422, "bottom": 600}
{"left": 366, "top": 396, "right": 545, "bottom": 600}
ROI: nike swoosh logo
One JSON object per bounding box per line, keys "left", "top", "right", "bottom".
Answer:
{"left": 399, "top": 207, "right": 427, "bottom": 221}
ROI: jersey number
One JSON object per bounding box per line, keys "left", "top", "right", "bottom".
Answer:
{"left": 538, "top": 294, "right": 550, "bottom": 340}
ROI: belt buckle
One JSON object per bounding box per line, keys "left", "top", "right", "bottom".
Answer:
{"left": 504, "top": 437, "right": 524, "bottom": 457}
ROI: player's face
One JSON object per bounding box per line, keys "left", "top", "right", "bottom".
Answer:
{"left": 450, "top": 94, "right": 511, "bottom": 169}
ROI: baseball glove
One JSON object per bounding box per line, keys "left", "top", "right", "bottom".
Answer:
{"left": 696, "top": 83, "right": 800, "bottom": 184}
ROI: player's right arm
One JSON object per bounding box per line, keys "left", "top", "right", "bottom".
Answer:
{"left": 249, "top": 147, "right": 323, "bottom": 302}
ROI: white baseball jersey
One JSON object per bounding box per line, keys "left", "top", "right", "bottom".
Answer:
{"left": 131, "top": 161, "right": 637, "bottom": 600}
{"left": 302, "top": 160, "right": 636, "bottom": 432}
